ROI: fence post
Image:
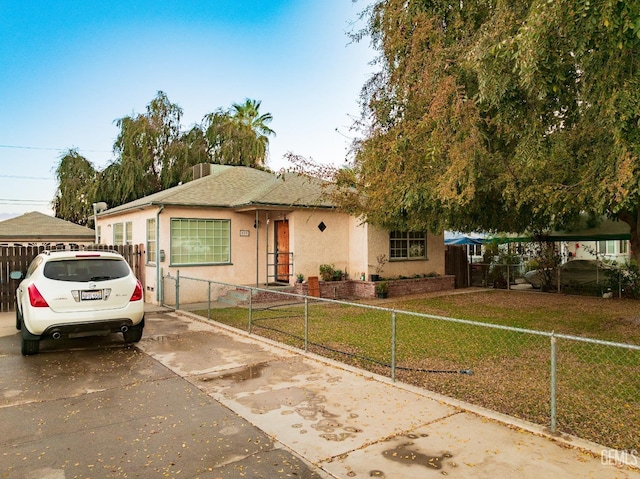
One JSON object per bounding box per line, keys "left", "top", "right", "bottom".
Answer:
{"left": 248, "top": 289, "right": 253, "bottom": 334}
{"left": 304, "top": 297, "right": 309, "bottom": 352}
{"left": 391, "top": 311, "right": 397, "bottom": 382}
{"left": 176, "top": 270, "right": 180, "bottom": 311}
{"left": 550, "top": 332, "right": 557, "bottom": 434}
{"left": 207, "top": 281, "right": 211, "bottom": 321}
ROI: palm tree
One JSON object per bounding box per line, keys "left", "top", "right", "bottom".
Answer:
{"left": 231, "top": 99, "right": 275, "bottom": 164}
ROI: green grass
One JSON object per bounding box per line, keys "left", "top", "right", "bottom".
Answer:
{"left": 192, "top": 289, "right": 640, "bottom": 451}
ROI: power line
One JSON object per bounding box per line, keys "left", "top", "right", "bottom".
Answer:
{"left": 0, "top": 174, "right": 53, "bottom": 181}
{"left": 0, "top": 144, "right": 111, "bottom": 153}
{"left": 0, "top": 144, "right": 63, "bottom": 152}
{"left": 0, "top": 198, "right": 51, "bottom": 205}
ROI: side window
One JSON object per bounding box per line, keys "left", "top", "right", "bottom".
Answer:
{"left": 125, "top": 221, "right": 133, "bottom": 245}
{"left": 25, "top": 256, "right": 43, "bottom": 278}
{"left": 113, "top": 223, "right": 124, "bottom": 245}
{"left": 146, "top": 218, "right": 156, "bottom": 264}
{"left": 389, "top": 231, "right": 427, "bottom": 260}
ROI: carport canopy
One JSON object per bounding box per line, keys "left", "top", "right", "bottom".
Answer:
{"left": 487, "top": 216, "right": 631, "bottom": 243}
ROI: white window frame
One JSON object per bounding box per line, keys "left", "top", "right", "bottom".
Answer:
{"left": 170, "top": 218, "right": 231, "bottom": 265}
{"left": 146, "top": 218, "right": 156, "bottom": 264}
{"left": 389, "top": 231, "right": 427, "bottom": 260}
{"left": 113, "top": 223, "right": 124, "bottom": 245}
{"left": 113, "top": 222, "right": 133, "bottom": 245}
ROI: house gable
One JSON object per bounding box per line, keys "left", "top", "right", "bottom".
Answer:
{"left": 0, "top": 211, "right": 95, "bottom": 245}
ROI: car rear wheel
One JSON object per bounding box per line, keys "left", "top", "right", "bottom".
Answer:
{"left": 21, "top": 327, "right": 40, "bottom": 356}
{"left": 123, "top": 327, "right": 143, "bottom": 343}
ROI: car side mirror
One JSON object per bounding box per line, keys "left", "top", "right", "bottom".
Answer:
{"left": 10, "top": 271, "right": 23, "bottom": 280}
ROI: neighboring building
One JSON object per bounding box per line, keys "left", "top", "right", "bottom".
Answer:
{"left": 95, "top": 164, "right": 446, "bottom": 304}
{"left": 544, "top": 218, "right": 632, "bottom": 264}
{"left": 0, "top": 211, "right": 95, "bottom": 248}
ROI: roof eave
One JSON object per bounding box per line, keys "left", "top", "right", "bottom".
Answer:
{"left": 99, "top": 201, "right": 336, "bottom": 216}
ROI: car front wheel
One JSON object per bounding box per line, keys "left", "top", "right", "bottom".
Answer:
{"left": 15, "top": 304, "right": 22, "bottom": 330}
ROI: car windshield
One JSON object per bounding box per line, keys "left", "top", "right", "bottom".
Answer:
{"left": 43, "top": 258, "right": 130, "bottom": 282}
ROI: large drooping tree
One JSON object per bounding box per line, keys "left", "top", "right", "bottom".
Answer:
{"left": 110, "top": 91, "right": 185, "bottom": 204}
{"left": 343, "top": 0, "right": 640, "bottom": 260}
{"left": 55, "top": 92, "right": 275, "bottom": 224}
{"left": 53, "top": 149, "right": 98, "bottom": 226}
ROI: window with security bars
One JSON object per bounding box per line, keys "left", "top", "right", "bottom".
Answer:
{"left": 469, "top": 243, "right": 482, "bottom": 257}
{"left": 170, "top": 218, "right": 230, "bottom": 265}
{"left": 390, "top": 231, "right": 427, "bottom": 260}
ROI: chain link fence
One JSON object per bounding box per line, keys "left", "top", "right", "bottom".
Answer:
{"left": 470, "top": 260, "right": 628, "bottom": 297}
{"left": 162, "top": 272, "right": 640, "bottom": 454}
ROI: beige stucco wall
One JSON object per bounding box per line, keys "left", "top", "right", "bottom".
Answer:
{"left": 347, "top": 217, "right": 369, "bottom": 280}
{"left": 289, "top": 209, "right": 353, "bottom": 280}
{"left": 367, "top": 226, "right": 445, "bottom": 279}
{"left": 96, "top": 207, "right": 158, "bottom": 303}
{"left": 97, "top": 204, "right": 446, "bottom": 304}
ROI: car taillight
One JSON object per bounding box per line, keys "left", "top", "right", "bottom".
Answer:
{"left": 28, "top": 284, "right": 49, "bottom": 307}
{"left": 130, "top": 280, "right": 143, "bottom": 301}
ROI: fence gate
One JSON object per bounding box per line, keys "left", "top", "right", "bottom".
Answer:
{"left": 0, "top": 244, "right": 144, "bottom": 312}
{"left": 0, "top": 246, "right": 41, "bottom": 312}
{"left": 445, "top": 245, "right": 469, "bottom": 288}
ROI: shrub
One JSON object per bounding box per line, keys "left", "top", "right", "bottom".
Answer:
{"left": 319, "top": 264, "right": 335, "bottom": 281}
{"left": 605, "top": 260, "right": 640, "bottom": 299}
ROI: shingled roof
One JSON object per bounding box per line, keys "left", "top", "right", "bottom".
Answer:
{"left": 100, "top": 165, "right": 336, "bottom": 216}
{"left": 0, "top": 211, "right": 95, "bottom": 243}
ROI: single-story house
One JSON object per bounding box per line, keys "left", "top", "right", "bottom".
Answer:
{"left": 0, "top": 211, "right": 96, "bottom": 247}
{"left": 95, "top": 164, "right": 446, "bottom": 304}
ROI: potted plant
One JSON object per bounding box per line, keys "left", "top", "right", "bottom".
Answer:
{"left": 296, "top": 273, "right": 304, "bottom": 283}
{"left": 375, "top": 280, "right": 389, "bottom": 298}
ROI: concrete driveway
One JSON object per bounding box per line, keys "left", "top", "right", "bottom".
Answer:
{"left": 0, "top": 310, "right": 327, "bottom": 478}
{"left": 2, "top": 308, "right": 639, "bottom": 478}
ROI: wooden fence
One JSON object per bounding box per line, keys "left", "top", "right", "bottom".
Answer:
{"left": 445, "top": 245, "right": 469, "bottom": 288}
{"left": 0, "top": 244, "right": 145, "bottom": 312}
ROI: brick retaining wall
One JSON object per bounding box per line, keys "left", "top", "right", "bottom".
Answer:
{"left": 294, "top": 275, "right": 455, "bottom": 300}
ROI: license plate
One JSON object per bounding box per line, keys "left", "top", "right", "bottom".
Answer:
{"left": 81, "top": 290, "right": 102, "bottom": 301}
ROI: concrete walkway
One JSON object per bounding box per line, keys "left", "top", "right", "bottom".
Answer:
{"left": 138, "top": 307, "right": 639, "bottom": 478}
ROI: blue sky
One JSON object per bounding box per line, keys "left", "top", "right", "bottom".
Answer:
{"left": 0, "top": 0, "right": 374, "bottom": 218}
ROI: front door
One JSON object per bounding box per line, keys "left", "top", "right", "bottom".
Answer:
{"left": 275, "top": 219, "right": 290, "bottom": 282}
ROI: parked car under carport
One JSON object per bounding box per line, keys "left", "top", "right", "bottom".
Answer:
{"left": 524, "top": 259, "right": 615, "bottom": 290}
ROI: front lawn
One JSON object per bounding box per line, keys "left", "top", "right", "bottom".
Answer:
{"left": 385, "top": 289, "right": 640, "bottom": 344}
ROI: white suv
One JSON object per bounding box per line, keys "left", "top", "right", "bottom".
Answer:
{"left": 13, "top": 250, "right": 145, "bottom": 355}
